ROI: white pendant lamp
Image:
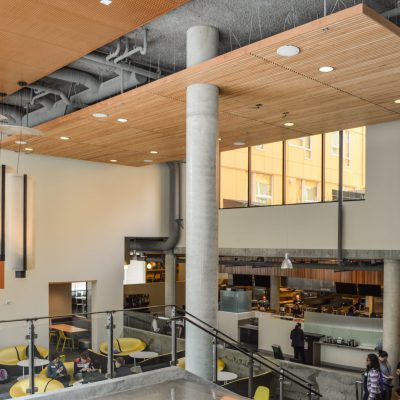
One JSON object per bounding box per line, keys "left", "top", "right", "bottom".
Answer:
{"left": 281, "top": 253, "right": 293, "bottom": 270}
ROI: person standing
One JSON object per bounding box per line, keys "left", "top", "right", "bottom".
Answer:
{"left": 290, "top": 322, "right": 305, "bottom": 364}
{"left": 379, "top": 350, "right": 393, "bottom": 400}
{"left": 363, "top": 353, "right": 383, "bottom": 400}
{"left": 151, "top": 313, "right": 160, "bottom": 333}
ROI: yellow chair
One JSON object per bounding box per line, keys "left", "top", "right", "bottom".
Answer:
{"left": 0, "top": 345, "right": 49, "bottom": 366}
{"left": 99, "top": 338, "right": 146, "bottom": 356}
{"left": 39, "top": 361, "right": 75, "bottom": 384}
{"left": 56, "top": 331, "right": 74, "bottom": 352}
{"left": 254, "top": 386, "right": 270, "bottom": 400}
{"left": 9, "top": 376, "right": 64, "bottom": 398}
{"left": 49, "top": 330, "right": 58, "bottom": 344}
{"left": 177, "top": 357, "right": 225, "bottom": 371}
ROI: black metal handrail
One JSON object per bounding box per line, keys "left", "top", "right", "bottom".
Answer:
{"left": 179, "top": 307, "right": 312, "bottom": 386}
{"left": 177, "top": 314, "right": 322, "bottom": 398}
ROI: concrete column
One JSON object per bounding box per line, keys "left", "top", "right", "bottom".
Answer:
{"left": 186, "top": 25, "right": 219, "bottom": 381}
{"left": 270, "top": 275, "right": 280, "bottom": 312}
{"left": 383, "top": 260, "right": 400, "bottom": 368}
{"left": 165, "top": 252, "right": 176, "bottom": 312}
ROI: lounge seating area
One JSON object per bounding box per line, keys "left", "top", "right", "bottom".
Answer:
{"left": 9, "top": 377, "right": 64, "bottom": 398}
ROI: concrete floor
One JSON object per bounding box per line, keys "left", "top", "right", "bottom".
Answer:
{"left": 97, "top": 379, "right": 244, "bottom": 400}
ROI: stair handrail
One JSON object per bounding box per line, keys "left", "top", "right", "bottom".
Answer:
{"left": 177, "top": 307, "right": 314, "bottom": 387}
{"left": 174, "top": 314, "right": 322, "bottom": 398}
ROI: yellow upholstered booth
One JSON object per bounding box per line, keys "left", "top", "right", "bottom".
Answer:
{"left": 99, "top": 338, "right": 146, "bottom": 356}
{"left": 0, "top": 345, "right": 48, "bottom": 366}
{"left": 9, "top": 376, "right": 64, "bottom": 398}
{"left": 177, "top": 357, "right": 225, "bottom": 371}
{"left": 254, "top": 386, "right": 270, "bottom": 400}
{"left": 39, "top": 361, "right": 75, "bottom": 383}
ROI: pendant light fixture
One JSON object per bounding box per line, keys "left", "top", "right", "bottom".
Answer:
{"left": 281, "top": 253, "right": 293, "bottom": 270}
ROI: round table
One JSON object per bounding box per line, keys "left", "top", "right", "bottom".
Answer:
{"left": 217, "top": 371, "right": 238, "bottom": 385}
{"left": 17, "top": 359, "right": 49, "bottom": 380}
{"left": 129, "top": 351, "right": 159, "bottom": 369}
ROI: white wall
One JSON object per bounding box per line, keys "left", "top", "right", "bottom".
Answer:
{"left": 216, "top": 120, "right": 400, "bottom": 252}
{"left": 0, "top": 150, "right": 168, "bottom": 347}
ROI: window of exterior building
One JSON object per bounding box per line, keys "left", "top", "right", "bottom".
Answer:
{"left": 286, "top": 134, "right": 322, "bottom": 204}
{"left": 343, "top": 127, "right": 365, "bottom": 200}
{"left": 219, "top": 128, "right": 365, "bottom": 208}
{"left": 250, "top": 142, "right": 283, "bottom": 206}
{"left": 220, "top": 148, "right": 248, "bottom": 208}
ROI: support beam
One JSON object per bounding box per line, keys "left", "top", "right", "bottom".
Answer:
{"left": 383, "top": 260, "right": 400, "bottom": 368}
{"left": 165, "top": 252, "right": 176, "bottom": 311}
{"left": 185, "top": 25, "right": 219, "bottom": 381}
{"left": 270, "top": 275, "right": 280, "bottom": 312}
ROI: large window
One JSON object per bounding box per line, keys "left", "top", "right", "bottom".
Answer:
{"left": 325, "top": 128, "right": 365, "bottom": 201}
{"left": 286, "top": 135, "right": 322, "bottom": 204}
{"left": 250, "top": 142, "right": 283, "bottom": 206}
{"left": 220, "top": 148, "right": 248, "bottom": 208}
{"left": 219, "top": 128, "right": 366, "bottom": 208}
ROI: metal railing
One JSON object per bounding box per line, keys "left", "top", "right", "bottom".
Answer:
{"left": 0, "top": 305, "right": 322, "bottom": 398}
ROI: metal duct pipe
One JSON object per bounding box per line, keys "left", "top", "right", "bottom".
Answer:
{"left": 84, "top": 53, "right": 160, "bottom": 80}
{"left": 28, "top": 84, "right": 71, "bottom": 106}
{"left": 18, "top": 69, "right": 145, "bottom": 126}
{"left": 382, "top": 7, "right": 400, "bottom": 18}
{"left": 114, "top": 29, "right": 148, "bottom": 64}
{"left": 106, "top": 40, "right": 121, "bottom": 62}
{"left": 125, "top": 162, "right": 182, "bottom": 261}
{"left": 50, "top": 68, "right": 100, "bottom": 92}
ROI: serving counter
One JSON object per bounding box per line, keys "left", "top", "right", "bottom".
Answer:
{"left": 217, "top": 309, "right": 383, "bottom": 371}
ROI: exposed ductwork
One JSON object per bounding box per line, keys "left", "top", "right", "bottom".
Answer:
{"left": 382, "top": 7, "right": 400, "bottom": 18}
{"left": 114, "top": 29, "right": 148, "bottom": 64}
{"left": 106, "top": 39, "right": 121, "bottom": 62}
{"left": 124, "top": 162, "right": 182, "bottom": 264}
{"left": 28, "top": 84, "right": 71, "bottom": 106}
{"left": 83, "top": 53, "right": 160, "bottom": 80}
{"left": 3, "top": 64, "right": 150, "bottom": 127}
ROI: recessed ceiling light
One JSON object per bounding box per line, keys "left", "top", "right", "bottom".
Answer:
{"left": 394, "top": 99, "right": 400, "bottom": 104}
{"left": 144, "top": 159, "right": 153, "bottom": 163}
{"left": 150, "top": 151, "right": 158, "bottom": 154}
{"left": 92, "top": 112, "right": 108, "bottom": 118}
{"left": 110, "top": 159, "right": 117, "bottom": 163}
{"left": 233, "top": 141, "right": 246, "bottom": 146}
{"left": 277, "top": 45, "right": 300, "bottom": 57}
{"left": 100, "top": 0, "right": 112, "bottom": 5}
{"left": 24, "top": 148, "right": 33, "bottom": 152}
{"left": 117, "top": 118, "right": 128, "bottom": 123}
{"left": 218, "top": 138, "right": 222, "bottom": 141}
{"left": 284, "top": 122, "right": 295, "bottom": 127}
{"left": 60, "top": 136, "right": 70, "bottom": 141}
{"left": 15, "top": 140, "right": 27, "bottom": 145}
{"left": 319, "top": 66, "right": 334, "bottom": 73}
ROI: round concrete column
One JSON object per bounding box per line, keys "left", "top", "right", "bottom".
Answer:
{"left": 270, "top": 275, "right": 280, "bottom": 312}
{"left": 186, "top": 25, "right": 219, "bottom": 67}
{"left": 165, "top": 252, "right": 176, "bottom": 315}
{"left": 186, "top": 25, "right": 219, "bottom": 380}
{"left": 383, "top": 260, "right": 400, "bottom": 367}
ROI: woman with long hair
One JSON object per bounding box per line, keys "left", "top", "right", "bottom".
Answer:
{"left": 363, "top": 353, "right": 382, "bottom": 400}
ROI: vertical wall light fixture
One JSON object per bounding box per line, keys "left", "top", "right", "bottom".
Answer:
{"left": 6, "top": 173, "right": 28, "bottom": 278}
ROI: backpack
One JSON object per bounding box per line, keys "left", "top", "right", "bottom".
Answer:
{"left": 0, "top": 369, "right": 8, "bottom": 383}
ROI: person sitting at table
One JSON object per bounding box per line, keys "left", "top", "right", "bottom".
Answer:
{"left": 82, "top": 361, "right": 107, "bottom": 383}
{"left": 292, "top": 303, "right": 303, "bottom": 317}
{"left": 73, "top": 351, "right": 92, "bottom": 380}
{"left": 47, "top": 352, "right": 70, "bottom": 387}
{"left": 114, "top": 357, "right": 132, "bottom": 377}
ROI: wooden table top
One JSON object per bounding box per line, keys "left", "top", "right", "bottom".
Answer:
{"left": 50, "top": 324, "right": 87, "bottom": 333}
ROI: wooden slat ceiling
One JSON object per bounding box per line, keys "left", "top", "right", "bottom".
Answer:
{"left": 2, "top": 4, "right": 400, "bottom": 167}
{"left": 0, "top": 0, "right": 188, "bottom": 96}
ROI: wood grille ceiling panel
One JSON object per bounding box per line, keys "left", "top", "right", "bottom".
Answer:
{"left": 0, "top": 0, "right": 189, "bottom": 96}
{"left": 2, "top": 4, "right": 400, "bottom": 166}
